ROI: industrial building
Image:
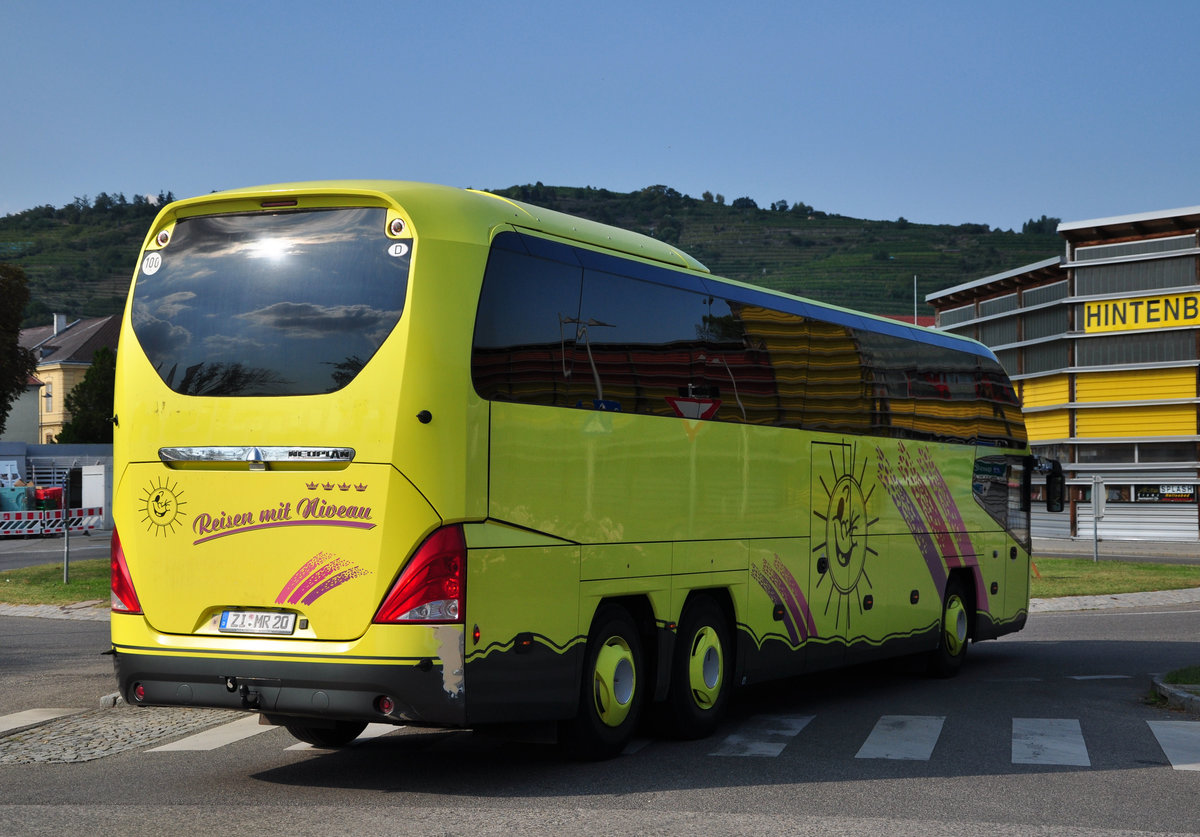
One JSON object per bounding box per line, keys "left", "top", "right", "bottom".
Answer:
{"left": 928, "top": 206, "right": 1200, "bottom": 541}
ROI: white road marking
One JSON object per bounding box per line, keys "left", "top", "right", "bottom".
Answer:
{"left": 710, "top": 714, "right": 814, "bottom": 757}
{"left": 1012, "top": 718, "right": 1090, "bottom": 766}
{"left": 855, "top": 715, "right": 945, "bottom": 760}
{"left": 1147, "top": 720, "right": 1200, "bottom": 771}
{"left": 0, "top": 708, "right": 74, "bottom": 734}
{"left": 147, "top": 714, "right": 273, "bottom": 751}
{"left": 285, "top": 722, "right": 402, "bottom": 750}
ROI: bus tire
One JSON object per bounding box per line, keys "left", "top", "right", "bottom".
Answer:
{"left": 282, "top": 719, "right": 368, "bottom": 748}
{"left": 664, "top": 595, "right": 731, "bottom": 739}
{"left": 928, "top": 576, "right": 970, "bottom": 678}
{"left": 559, "top": 604, "right": 645, "bottom": 760}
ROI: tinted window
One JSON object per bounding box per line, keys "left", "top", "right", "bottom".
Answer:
{"left": 131, "top": 208, "right": 409, "bottom": 396}
{"left": 471, "top": 232, "right": 1025, "bottom": 448}
{"left": 472, "top": 237, "right": 583, "bottom": 407}
{"left": 575, "top": 268, "right": 709, "bottom": 414}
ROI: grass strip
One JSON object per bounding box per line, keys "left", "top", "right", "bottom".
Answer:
{"left": 1163, "top": 665, "right": 1200, "bottom": 686}
{"left": 0, "top": 558, "right": 109, "bottom": 605}
{"left": 1030, "top": 558, "right": 1200, "bottom": 599}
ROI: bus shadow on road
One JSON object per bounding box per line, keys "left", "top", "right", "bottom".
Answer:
{"left": 250, "top": 637, "right": 1200, "bottom": 795}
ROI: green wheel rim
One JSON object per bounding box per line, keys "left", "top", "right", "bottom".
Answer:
{"left": 687, "top": 625, "right": 724, "bottom": 710}
{"left": 592, "top": 635, "right": 636, "bottom": 727}
{"left": 943, "top": 594, "right": 968, "bottom": 657}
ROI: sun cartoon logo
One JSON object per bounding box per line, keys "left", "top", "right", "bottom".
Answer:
{"left": 140, "top": 478, "right": 187, "bottom": 536}
{"left": 813, "top": 442, "right": 878, "bottom": 628}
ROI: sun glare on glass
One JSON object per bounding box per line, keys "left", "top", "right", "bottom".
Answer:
{"left": 249, "top": 237, "right": 291, "bottom": 260}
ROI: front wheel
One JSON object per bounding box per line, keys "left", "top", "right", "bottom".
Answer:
{"left": 559, "top": 604, "right": 645, "bottom": 760}
{"left": 283, "top": 719, "right": 368, "bottom": 748}
{"left": 928, "top": 576, "right": 970, "bottom": 678}
{"left": 663, "top": 596, "right": 731, "bottom": 739}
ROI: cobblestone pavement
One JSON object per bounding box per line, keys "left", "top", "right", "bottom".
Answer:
{"left": 0, "top": 706, "right": 238, "bottom": 764}
{"left": 0, "top": 601, "right": 238, "bottom": 765}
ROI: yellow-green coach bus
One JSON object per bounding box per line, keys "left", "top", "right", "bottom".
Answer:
{"left": 111, "top": 181, "right": 1048, "bottom": 758}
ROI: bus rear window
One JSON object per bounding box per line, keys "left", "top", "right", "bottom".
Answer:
{"left": 131, "top": 207, "right": 409, "bottom": 396}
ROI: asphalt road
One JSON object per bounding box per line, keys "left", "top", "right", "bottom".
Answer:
{"left": 1, "top": 602, "right": 1198, "bottom": 835}
{"left": 0, "top": 531, "right": 109, "bottom": 572}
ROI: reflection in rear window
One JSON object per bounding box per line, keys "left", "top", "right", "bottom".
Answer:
{"left": 131, "top": 208, "right": 409, "bottom": 396}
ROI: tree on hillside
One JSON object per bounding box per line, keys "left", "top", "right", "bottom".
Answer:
{"left": 56, "top": 346, "right": 115, "bottom": 443}
{"left": 0, "top": 264, "right": 37, "bottom": 437}
{"left": 1022, "top": 215, "right": 1061, "bottom": 235}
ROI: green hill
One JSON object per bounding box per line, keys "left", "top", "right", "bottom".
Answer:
{"left": 0, "top": 185, "right": 1060, "bottom": 327}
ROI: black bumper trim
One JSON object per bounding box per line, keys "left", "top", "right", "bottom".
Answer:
{"left": 114, "top": 649, "right": 466, "bottom": 726}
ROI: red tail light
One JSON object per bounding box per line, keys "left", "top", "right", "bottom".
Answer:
{"left": 110, "top": 528, "right": 142, "bottom": 614}
{"left": 374, "top": 525, "right": 465, "bottom": 624}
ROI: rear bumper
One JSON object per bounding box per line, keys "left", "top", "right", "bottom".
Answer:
{"left": 113, "top": 647, "right": 467, "bottom": 726}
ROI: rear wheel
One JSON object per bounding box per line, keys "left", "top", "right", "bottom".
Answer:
{"left": 664, "top": 596, "right": 731, "bottom": 739}
{"left": 928, "top": 576, "right": 970, "bottom": 677}
{"left": 559, "top": 604, "right": 645, "bottom": 760}
{"left": 283, "top": 719, "right": 368, "bottom": 748}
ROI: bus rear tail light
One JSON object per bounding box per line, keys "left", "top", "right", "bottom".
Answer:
{"left": 110, "top": 528, "right": 142, "bottom": 614}
{"left": 373, "top": 525, "right": 465, "bottom": 624}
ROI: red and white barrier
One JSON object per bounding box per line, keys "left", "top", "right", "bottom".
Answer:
{"left": 0, "top": 511, "right": 44, "bottom": 536}
{"left": 0, "top": 508, "right": 103, "bottom": 536}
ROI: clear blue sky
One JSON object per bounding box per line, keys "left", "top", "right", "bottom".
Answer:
{"left": 5, "top": 1, "right": 1200, "bottom": 230}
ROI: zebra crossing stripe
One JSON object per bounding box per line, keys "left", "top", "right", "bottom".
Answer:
{"left": 147, "top": 714, "right": 273, "bottom": 751}
{"left": 856, "top": 715, "right": 945, "bottom": 760}
{"left": 1147, "top": 721, "right": 1200, "bottom": 771}
{"left": 1012, "top": 718, "right": 1090, "bottom": 766}
{"left": 285, "top": 723, "right": 402, "bottom": 750}
{"left": 0, "top": 708, "right": 74, "bottom": 734}
{"left": 710, "top": 714, "right": 814, "bottom": 757}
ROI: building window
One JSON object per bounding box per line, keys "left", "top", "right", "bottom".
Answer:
{"left": 1138, "top": 442, "right": 1198, "bottom": 463}
{"left": 1076, "top": 444, "right": 1135, "bottom": 463}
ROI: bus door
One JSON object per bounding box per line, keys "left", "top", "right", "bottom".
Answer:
{"left": 1005, "top": 456, "right": 1032, "bottom": 616}
{"left": 972, "top": 454, "right": 1032, "bottom": 623}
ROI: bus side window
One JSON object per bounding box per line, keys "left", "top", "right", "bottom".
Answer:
{"left": 577, "top": 269, "right": 709, "bottom": 416}
{"left": 472, "top": 237, "right": 583, "bottom": 407}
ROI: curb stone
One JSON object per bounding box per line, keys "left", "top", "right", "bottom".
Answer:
{"left": 1153, "top": 677, "right": 1200, "bottom": 715}
{"left": 0, "top": 601, "right": 108, "bottom": 621}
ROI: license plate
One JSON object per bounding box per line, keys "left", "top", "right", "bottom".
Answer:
{"left": 219, "top": 610, "right": 296, "bottom": 635}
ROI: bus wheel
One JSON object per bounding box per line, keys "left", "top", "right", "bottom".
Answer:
{"left": 560, "top": 604, "right": 645, "bottom": 760}
{"left": 928, "top": 576, "right": 970, "bottom": 678}
{"left": 664, "top": 596, "right": 731, "bottom": 739}
{"left": 283, "top": 719, "right": 368, "bottom": 748}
